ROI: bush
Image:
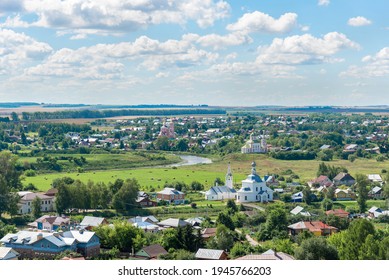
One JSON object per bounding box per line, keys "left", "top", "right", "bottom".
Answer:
{"left": 24, "top": 169, "right": 36, "bottom": 177}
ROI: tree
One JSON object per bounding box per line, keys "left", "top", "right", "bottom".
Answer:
{"left": 295, "top": 237, "right": 339, "bottom": 260}
{"left": 214, "top": 177, "right": 224, "bottom": 186}
{"left": 10, "top": 112, "right": 19, "bottom": 122}
{"left": 0, "top": 220, "right": 17, "bottom": 239}
{"left": 190, "top": 181, "right": 204, "bottom": 191}
{"left": 0, "top": 151, "right": 22, "bottom": 216}
{"left": 226, "top": 199, "right": 238, "bottom": 214}
{"left": 94, "top": 221, "right": 144, "bottom": 253}
{"left": 328, "top": 219, "right": 377, "bottom": 260}
{"left": 174, "top": 139, "right": 189, "bottom": 152}
{"left": 207, "top": 225, "right": 237, "bottom": 251}
{"left": 322, "top": 198, "right": 333, "bottom": 211}
{"left": 31, "top": 196, "right": 42, "bottom": 219}
{"left": 355, "top": 174, "right": 369, "bottom": 213}
{"left": 216, "top": 211, "right": 235, "bottom": 231}
{"left": 112, "top": 178, "right": 140, "bottom": 212}
{"left": 55, "top": 183, "right": 72, "bottom": 214}
{"left": 302, "top": 187, "right": 313, "bottom": 205}
{"left": 154, "top": 136, "right": 170, "bottom": 151}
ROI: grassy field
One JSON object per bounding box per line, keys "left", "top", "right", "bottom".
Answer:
{"left": 23, "top": 152, "right": 389, "bottom": 192}
{"left": 18, "top": 152, "right": 181, "bottom": 172}
{"left": 189, "top": 153, "right": 389, "bottom": 182}
{"left": 23, "top": 166, "right": 248, "bottom": 191}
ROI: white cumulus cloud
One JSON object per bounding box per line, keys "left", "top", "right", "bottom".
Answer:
{"left": 17, "top": 0, "right": 230, "bottom": 33}
{"left": 256, "top": 32, "right": 360, "bottom": 65}
{"left": 0, "top": 29, "right": 52, "bottom": 75}
{"left": 227, "top": 11, "right": 297, "bottom": 34}
{"left": 340, "top": 47, "right": 389, "bottom": 77}
{"left": 347, "top": 16, "right": 372, "bottom": 27}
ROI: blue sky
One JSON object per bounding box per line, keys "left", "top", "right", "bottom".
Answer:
{"left": 0, "top": 0, "right": 388, "bottom": 106}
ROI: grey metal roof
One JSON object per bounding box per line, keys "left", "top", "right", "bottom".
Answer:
{"left": 157, "top": 218, "right": 190, "bottom": 228}
{"left": 157, "top": 188, "right": 184, "bottom": 195}
{"left": 0, "top": 247, "right": 19, "bottom": 260}
{"left": 206, "top": 186, "right": 236, "bottom": 195}
{"left": 195, "top": 248, "right": 225, "bottom": 260}
{"left": 62, "top": 230, "right": 96, "bottom": 243}
{"left": 290, "top": 206, "right": 304, "bottom": 215}
{"left": 80, "top": 216, "right": 106, "bottom": 227}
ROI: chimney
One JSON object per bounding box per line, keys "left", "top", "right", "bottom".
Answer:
{"left": 37, "top": 233, "right": 43, "bottom": 240}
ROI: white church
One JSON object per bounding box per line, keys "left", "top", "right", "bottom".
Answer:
{"left": 236, "top": 161, "right": 273, "bottom": 203}
{"left": 241, "top": 133, "right": 268, "bottom": 154}
{"left": 205, "top": 164, "right": 237, "bottom": 201}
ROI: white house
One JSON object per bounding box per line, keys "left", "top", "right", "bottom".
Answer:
{"left": 236, "top": 162, "right": 273, "bottom": 203}
{"left": 17, "top": 192, "right": 55, "bottom": 215}
{"left": 205, "top": 164, "right": 237, "bottom": 201}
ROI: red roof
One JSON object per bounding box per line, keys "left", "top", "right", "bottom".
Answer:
{"left": 325, "top": 209, "right": 349, "bottom": 218}
{"left": 288, "top": 221, "right": 337, "bottom": 232}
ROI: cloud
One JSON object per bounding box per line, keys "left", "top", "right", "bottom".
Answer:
{"left": 23, "top": 35, "right": 218, "bottom": 79}
{"left": 188, "top": 32, "right": 252, "bottom": 50}
{"left": 226, "top": 11, "right": 297, "bottom": 34}
{"left": 318, "top": 0, "right": 330, "bottom": 6}
{"left": 0, "top": 0, "right": 24, "bottom": 13}
{"left": 347, "top": 16, "right": 372, "bottom": 27}
{"left": 256, "top": 32, "right": 360, "bottom": 65}
{"left": 0, "top": 15, "right": 30, "bottom": 28}
{"left": 0, "top": 29, "right": 52, "bottom": 75}
{"left": 340, "top": 47, "right": 389, "bottom": 78}
{"left": 17, "top": 0, "right": 230, "bottom": 33}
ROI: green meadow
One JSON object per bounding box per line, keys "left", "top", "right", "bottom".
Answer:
{"left": 23, "top": 166, "right": 248, "bottom": 192}
{"left": 22, "top": 152, "right": 389, "bottom": 192}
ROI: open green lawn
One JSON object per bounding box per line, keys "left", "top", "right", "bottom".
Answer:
{"left": 22, "top": 152, "right": 389, "bottom": 192}
{"left": 23, "top": 167, "right": 248, "bottom": 192}
{"left": 189, "top": 153, "right": 389, "bottom": 182}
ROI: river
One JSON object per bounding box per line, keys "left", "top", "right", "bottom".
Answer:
{"left": 167, "top": 155, "right": 212, "bottom": 167}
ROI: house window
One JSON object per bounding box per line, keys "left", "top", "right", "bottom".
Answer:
{"left": 256, "top": 187, "right": 258, "bottom": 192}
{"left": 245, "top": 196, "right": 247, "bottom": 201}
{"left": 28, "top": 202, "right": 30, "bottom": 206}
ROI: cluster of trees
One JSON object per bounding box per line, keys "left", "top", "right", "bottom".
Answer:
{"left": 54, "top": 177, "right": 139, "bottom": 214}
{"left": 20, "top": 109, "right": 226, "bottom": 120}
{"left": 0, "top": 152, "right": 22, "bottom": 217}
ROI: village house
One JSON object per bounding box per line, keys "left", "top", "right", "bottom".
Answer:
{"left": 157, "top": 218, "right": 190, "bottom": 228}
{"left": 325, "top": 209, "right": 349, "bottom": 218}
{"left": 332, "top": 172, "right": 356, "bottom": 187}
{"left": 334, "top": 188, "right": 356, "bottom": 201}
{"left": 201, "top": 228, "right": 217, "bottom": 241}
{"left": 308, "top": 175, "right": 333, "bottom": 188}
{"left": 17, "top": 192, "right": 55, "bottom": 215}
{"left": 288, "top": 221, "right": 338, "bottom": 236}
{"left": 156, "top": 188, "right": 185, "bottom": 205}
{"left": 0, "top": 229, "right": 100, "bottom": 259}
{"left": 135, "top": 244, "right": 168, "bottom": 259}
{"left": 80, "top": 216, "right": 109, "bottom": 231}
{"left": 369, "top": 186, "right": 383, "bottom": 199}
{"left": 28, "top": 215, "right": 71, "bottom": 232}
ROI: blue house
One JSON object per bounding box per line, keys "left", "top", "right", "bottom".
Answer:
{"left": 30, "top": 215, "right": 71, "bottom": 231}
{"left": 0, "top": 230, "right": 100, "bottom": 259}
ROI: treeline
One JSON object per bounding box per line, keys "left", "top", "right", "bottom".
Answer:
{"left": 54, "top": 177, "right": 140, "bottom": 214}
{"left": 21, "top": 108, "right": 226, "bottom": 120}
{"left": 270, "top": 151, "right": 317, "bottom": 160}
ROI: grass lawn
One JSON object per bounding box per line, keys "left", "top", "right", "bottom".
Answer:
{"left": 188, "top": 153, "right": 389, "bottom": 183}
{"left": 23, "top": 167, "right": 248, "bottom": 192}
{"left": 23, "top": 152, "right": 389, "bottom": 192}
